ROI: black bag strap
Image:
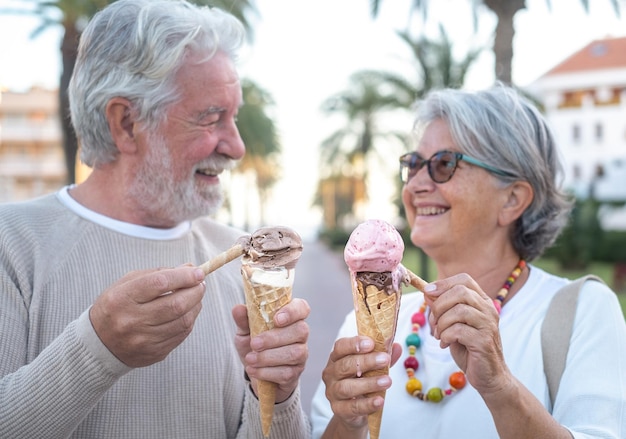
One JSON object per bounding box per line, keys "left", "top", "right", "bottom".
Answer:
{"left": 541, "top": 275, "right": 604, "bottom": 405}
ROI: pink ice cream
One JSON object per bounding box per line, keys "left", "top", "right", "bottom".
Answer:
{"left": 344, "top": 219, "right": 408, "bottom": 439}
{"left": 344, "top": 219, "right": 407, "bottom": 292}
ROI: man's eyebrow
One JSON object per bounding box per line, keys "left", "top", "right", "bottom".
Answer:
{"left": 196, "top": 106, "right": 225, "bottom": 120}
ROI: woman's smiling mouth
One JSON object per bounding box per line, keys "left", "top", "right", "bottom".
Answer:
{"left": 415, "top": 206, "right": 447, "bottom": 216}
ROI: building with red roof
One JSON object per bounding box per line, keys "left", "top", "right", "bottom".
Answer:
{"left": 528, "top": 36, "right": 626, "bottom": 211}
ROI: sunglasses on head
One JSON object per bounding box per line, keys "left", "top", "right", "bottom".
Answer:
{"left": 399, "top": 150, "right": 516, "bottom": 184}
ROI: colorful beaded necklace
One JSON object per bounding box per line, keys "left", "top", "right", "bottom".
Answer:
{"left": 404, "top": 258, "right": 526, "bottom": 402}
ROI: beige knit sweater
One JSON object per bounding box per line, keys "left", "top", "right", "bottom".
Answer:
{"left": 0, "top": 191, "right": 311, "bottom": 438}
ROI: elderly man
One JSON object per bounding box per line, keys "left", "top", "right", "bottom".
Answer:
{"left": 0, "top": 1, "right": 311, "bottom": 438}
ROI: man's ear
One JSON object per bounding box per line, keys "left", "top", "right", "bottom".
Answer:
{"left": 499, "top": 181, "right": 534, "bottom": 227}
{"left": 105, "top": 97, "right": 137, "bottom": 154}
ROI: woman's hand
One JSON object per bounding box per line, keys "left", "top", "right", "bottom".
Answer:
{"left": 424, "top": 274, "right": 514, "bottom": 398}
{"left": 320, "top": 336, "right": 402, "bottom": 435}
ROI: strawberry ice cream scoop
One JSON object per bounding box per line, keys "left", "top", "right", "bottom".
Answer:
{"left": 344, "top": 219, "right": 405, "bottom": 273}
{"left": 343, "top": 219, "right": 407, "bottom": 439}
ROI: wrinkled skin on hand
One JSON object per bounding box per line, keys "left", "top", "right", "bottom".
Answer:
{"left": 231, "top": 298, "right": 310, "bottom": 403}
{"left": 424, "top": 273, "right": 514, "bottom": 398}
{"left": 320, "top": 336, "right": 402, "bottom": 432}
{"left": 89, "top": 265, "right": 207, "bottom": 368}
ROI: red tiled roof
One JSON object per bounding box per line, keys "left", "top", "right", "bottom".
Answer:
{"left": 544, "top": 36, "right": 626, "bottom": 76}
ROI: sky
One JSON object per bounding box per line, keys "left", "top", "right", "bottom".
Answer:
{"left": 1, "top": 0, "right": 626, "bottom": 237}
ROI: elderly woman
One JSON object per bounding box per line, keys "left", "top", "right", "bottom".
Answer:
{"left": 311, "top": 85, "right": 626, "bottom": 438}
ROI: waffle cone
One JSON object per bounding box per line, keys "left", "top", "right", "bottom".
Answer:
{"left": 241, "top": 265, "right": 293, "bottom": 438}
{"left": 352, "top": 274, "right": 401, "bottom": 439}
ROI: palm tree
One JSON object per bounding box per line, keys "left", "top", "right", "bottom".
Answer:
{"left": 316, "top": 27, "right": 484, "bottom": 228}
{"left": 317, "top": 72, "right": 407, "bottom": 227}
{"left": 369, "top": 0, "right": 622, "bottom": 85}
{"left": 1, "top": 0, "right": 256, "bottom": 184}
{"left": 361, "top": 25, "right": 485, "bottom": 108}
{"left": 235, "top": 78, "right": 282, "bottom": 227}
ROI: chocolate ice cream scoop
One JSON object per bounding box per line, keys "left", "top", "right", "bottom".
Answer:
{"left": 241, "top": 226, "right": 303, "bottom": 270}
{"left": 198, "top": 226, "right": 303, "bottom": 276}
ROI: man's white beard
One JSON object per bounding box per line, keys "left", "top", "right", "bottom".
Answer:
{"left": 128, "top": 133, "right": 235, "bottom": 226}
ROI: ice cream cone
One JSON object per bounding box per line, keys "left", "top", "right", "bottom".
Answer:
{"left": 241, "top": 264, "right": 294, "bottom": 438}
{"left": 352, "top": 273, "right": 401, "bottom": 439}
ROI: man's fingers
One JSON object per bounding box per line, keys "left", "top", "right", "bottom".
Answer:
{"left": 231, "top": 304, "right": 250, "bottom": 336}
{"left": 272, "top": 298, "right": 310, "bottom": 327}
{"left": 249, "top": 319, "right": 309, "bottom": 352}
{"left": 145, "top": 281, "right": 206, "bottom": 324}
{"left": 126, "top": 267, "right": 206, "bottom": 304}
{"left": 89, "top": 266, "right": 207, "bottom": 368}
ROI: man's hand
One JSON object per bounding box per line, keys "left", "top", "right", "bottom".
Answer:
{"left": 90, "top": 266, "right": 206, "bottom": 367}
{"left": 232, "top": 298, "right": 310, "bottom": 403}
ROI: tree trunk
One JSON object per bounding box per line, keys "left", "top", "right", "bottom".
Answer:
{"left": 59, "top": 23, "right": 80, "bottom": 184}
{"left": 483, "top": 0, "right": 526, "bottom": 85}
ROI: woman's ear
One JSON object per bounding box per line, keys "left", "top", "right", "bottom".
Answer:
{"left": 105, "top": 97, "right": 137, "bottom": 154}
{"left": 499, "top": 181, "right": 534, "bottom": 226}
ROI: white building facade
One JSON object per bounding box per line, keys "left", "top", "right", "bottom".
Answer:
{"left": 528, "top": 36, "right": 626, "bottom": 230}
{"left": 0, "top": 87, "right": 66, "bottom": 201}
{"left": 528, "top": 36, "right": 626, "bottom": 203}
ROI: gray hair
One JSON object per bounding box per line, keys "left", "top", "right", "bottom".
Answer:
{"left": 411, "top": 85, "right": 572, "bottom": 261}
{"left": 69, "top": 0, "right": 245, "bottom": 167}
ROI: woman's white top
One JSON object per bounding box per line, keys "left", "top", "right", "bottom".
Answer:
{"left": 311, "top": 265, "right": 626, "bottom": 438}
